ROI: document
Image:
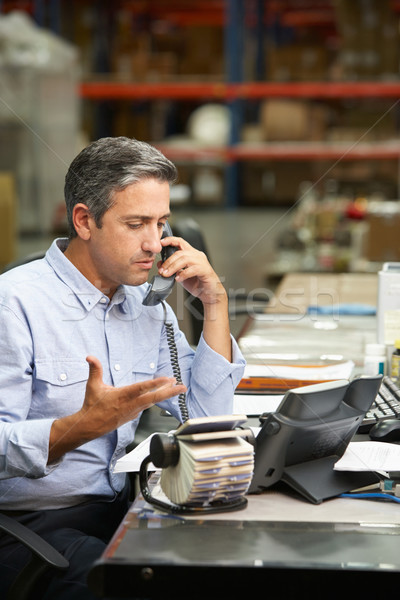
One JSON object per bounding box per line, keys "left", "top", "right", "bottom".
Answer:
{"left": 234, "top": 361, "right": 355, "bottom": 416}
{"left": 243, "top": 361, "right": 355, "bottom": 380}
{"left": 233, "top": 393, "right": 283, "bottom": 416}
{"left": 114, "top": 435, "right": 156, "bottom": 473}
{"left": 334, "top": 441, "right": 400, "bottom": 473}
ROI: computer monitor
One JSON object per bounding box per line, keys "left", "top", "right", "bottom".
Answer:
{"left": 248, "top": 375, "right": 382, "bottom": 503}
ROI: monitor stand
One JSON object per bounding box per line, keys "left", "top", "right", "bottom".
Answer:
{"left": 281, "top": 456, "right": 381, "bottom": 504}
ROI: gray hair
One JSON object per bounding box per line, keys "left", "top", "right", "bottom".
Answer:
{"left": 64, "top": 137, "right": 178, "bottom": 238}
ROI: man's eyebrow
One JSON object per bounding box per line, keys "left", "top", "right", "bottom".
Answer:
{"left": 119, "top": 213, "right": 171, "bottom": 222}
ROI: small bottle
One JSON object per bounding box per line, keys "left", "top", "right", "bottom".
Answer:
{"left": 391, "top": 340, "right": 400, "bottom": 382}
{"left": 364, "top": 343, "right": 386, "bottom": 376}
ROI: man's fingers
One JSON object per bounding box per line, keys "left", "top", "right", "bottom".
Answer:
{"left": 129, "top": 377, "right": 186, "bottom": 405}
{"left": 147, "top": 383, "right": 187, "bottom": 405}
{"left": 134, "top": 377, "right": 186, "bottom": 396}
{"left": 86, "top": 356, "right": 103, "bottom": 384}
{"left": 83, "top": 367, "right": 186, "bottom": 420}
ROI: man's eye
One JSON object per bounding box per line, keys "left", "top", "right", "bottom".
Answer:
{"left": 127, "top": 223, "right": 141, "bottom": 230}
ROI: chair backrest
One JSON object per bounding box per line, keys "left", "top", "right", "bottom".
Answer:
{"left": 171, "top": 219, "right": 209, "bottom": 346}
{"left": 171, "top": 217, "right": 270, "bottom": 343}
{"left": 2, "top": 251, "right": 46, "bottom": 273}
{"left": 172, "top": 218, "right": 210, "bottom": 260}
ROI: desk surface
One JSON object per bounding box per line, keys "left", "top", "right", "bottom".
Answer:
{"left": 238, "top": 313, "right": 377, "bottom": 368}
{"left": 89, "top": 272, "right": 387, "bottom": 598}
{"left": 267, "top": 272, "right": 378, "bottom": 314}
{"left": 238, "top": 272, "right": 378, "bottom": 368}
{"left": 89, "top": 484, "right": 400, "bottom": 599}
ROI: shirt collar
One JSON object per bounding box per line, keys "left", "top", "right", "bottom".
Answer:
{"left": 45, "top": 238, "right": 131, "bottom": 313}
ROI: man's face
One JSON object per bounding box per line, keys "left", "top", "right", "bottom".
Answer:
{"left": 85, "top": 178, "right": 171, "bottom": 295}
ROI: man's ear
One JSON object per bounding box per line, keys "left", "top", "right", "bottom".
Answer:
{"left": 72, "top": 203, "right": 92, "bottom": 240}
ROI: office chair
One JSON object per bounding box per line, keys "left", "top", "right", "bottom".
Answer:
{"left": 1, "top": 249, "right": 69, "bottom": 599}
{"left": 0, "top": 513, "right": 69, "bottom": 600}
{"left": 171, "top": 218, "right": 270, "bottom": 344}
{"left": 2, "top": 251, "right": 46, "bottom": 273}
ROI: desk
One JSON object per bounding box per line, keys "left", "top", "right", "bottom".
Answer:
{"left": 238, "top": 313, "right": 377, "bottom": 369}
{"left": 238, "top": 272, "right": 379, "bottom": 369}
{"left": 89, "top": 271, "right": 390, "bottom": 598}
{"left": 266, "top": 272, "right": 378, "bottom": 315}
{"left": 89, "top": 481, "right": 400, "bottom": 599}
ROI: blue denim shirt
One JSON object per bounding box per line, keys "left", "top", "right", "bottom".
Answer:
{"left": 0, "top": 239, "right": 245, "bottom": 509}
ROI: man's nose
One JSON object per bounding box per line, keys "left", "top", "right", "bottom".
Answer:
{"left": 142, "top": 227, "right": 163, "bottom": 254}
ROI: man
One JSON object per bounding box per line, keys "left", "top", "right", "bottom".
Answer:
{"left": 0, "top": 137, "right": 245, "bottom": 599}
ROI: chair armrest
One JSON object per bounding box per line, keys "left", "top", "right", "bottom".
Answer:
{"left": 0, "top": 513, "right": 68, "bottom": 569}
{"left": 230, "top": 293, "right": 270, "bottom": 303}
{"left": 0, "top": 513, "right": 68, "bottom": 600}
{"left": 228, "top": 291, "right": 270, "bottom": 316}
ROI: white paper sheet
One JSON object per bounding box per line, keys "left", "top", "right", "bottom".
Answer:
{"left": 114, "top": 435, "right": 156, "bottom": 473}
{"left": 233, "top": 394, "right": 283, "bottom": 416}
{"left": 334, "top": 441, "right": 400, "bottom": 473}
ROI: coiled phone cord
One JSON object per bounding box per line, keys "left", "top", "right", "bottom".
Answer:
{"left": 162, "top": 301, "right": 189, "bottom": 423}
{"left": 140, "top": 302, "right": 248, "bottom": 514}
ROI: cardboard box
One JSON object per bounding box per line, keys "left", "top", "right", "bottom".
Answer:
{"left": 178, "top": 26, "right": 224, "bottom": 77}
{"left": 366, "top": 211, "right": 400, "bottom": 262}
{"left": 266, "top": 43, "right": 328, "bottom": 82}
{"left": 241, "top": 161, "right": 315, "bottom": 205}
{"left": 334, "top": 0, "right": 399, "bottom": 79}
{"left": 0, "top": 172, "right": 16, "bottom": 267}
{"left": 260, "top": 100, "right": 328, "bottom": 142}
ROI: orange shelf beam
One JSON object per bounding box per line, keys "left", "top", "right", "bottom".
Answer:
{"left": 155, "top": 141, "right": 400, "bottom": 163}
{"left": 233, "top": 81, "right": 400, "bottom": 99}
{"left": 79, "top": 81, "right": 230, "bottom": 101}
{"left": 155, "top": 144, "right": 228, "bottom": 162}
{"left": 80, "top": 80, "right": 400, "bottom": 101}
{"left": 230, "top": 142, "right": 400, "bottom": 161}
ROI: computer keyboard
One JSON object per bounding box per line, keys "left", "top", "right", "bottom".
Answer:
{"left": 359, "top": 375, "right": 400, "bottom": 433}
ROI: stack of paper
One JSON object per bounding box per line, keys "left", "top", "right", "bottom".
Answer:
{"left": 159, "top": 415, "right": 254, "bottom": 506}
{"left": 234, "top": 361, "right": 355, "bottom": 416}
{"left": 239, "top": 361, "right": 355, "bottom": 390}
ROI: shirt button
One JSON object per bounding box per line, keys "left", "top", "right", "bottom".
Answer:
{"left": 60, "top": 373, "right": 67, "bottom": 381}
{"left": 99, "top": 297, "right": 107, "bottom": 304}
{"left": 150, "top": 362, "right": 155, "bottom": 369}
{"left": 114, "top": 364, "right": 121, "bottom": 371}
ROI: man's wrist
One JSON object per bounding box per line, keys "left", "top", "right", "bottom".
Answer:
{"left": 202, "top": 288, "right": 229, "bottom": 323}
{"left": 201, "top": 282, "right": 228, "bottom": 307}
{"left": 48, "top": 411, "right": 96, "bottom": 463}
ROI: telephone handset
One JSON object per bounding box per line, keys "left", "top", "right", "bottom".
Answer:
{"left": 142, "top": 221, "right": 177, "bottom": 306}
{"left": 139, "top": 223, "right": 248, "bottom": 514}
{"left": 142, "top": 219, "right": 189, "bottom": 422}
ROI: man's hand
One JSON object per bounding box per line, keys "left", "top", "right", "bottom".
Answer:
{"left": 48, "top": 356, "right": 186, "bottom": 463}
{"left": 158, "top": 235, "right": 232, "bottom": 362}
{"left": 158, "top": 235, "right": 227, "bottom": 306}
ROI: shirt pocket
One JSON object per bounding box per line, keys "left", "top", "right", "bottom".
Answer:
{"left": 131, "top": 351, "right": 161, "bottom": 383}
{"left": 32, "top": 360, "right": 89, "bottom": 418}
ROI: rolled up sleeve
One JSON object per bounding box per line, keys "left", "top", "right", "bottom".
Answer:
{"left": 0, "top": 303, "right": 58, "bottom": 479}
{"left": 1, "top": 419, "right": 58, "bottom": 478}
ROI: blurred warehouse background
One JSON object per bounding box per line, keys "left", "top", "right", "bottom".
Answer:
{"left": 1, "top": 0, "right": 400, "bottom": 328}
